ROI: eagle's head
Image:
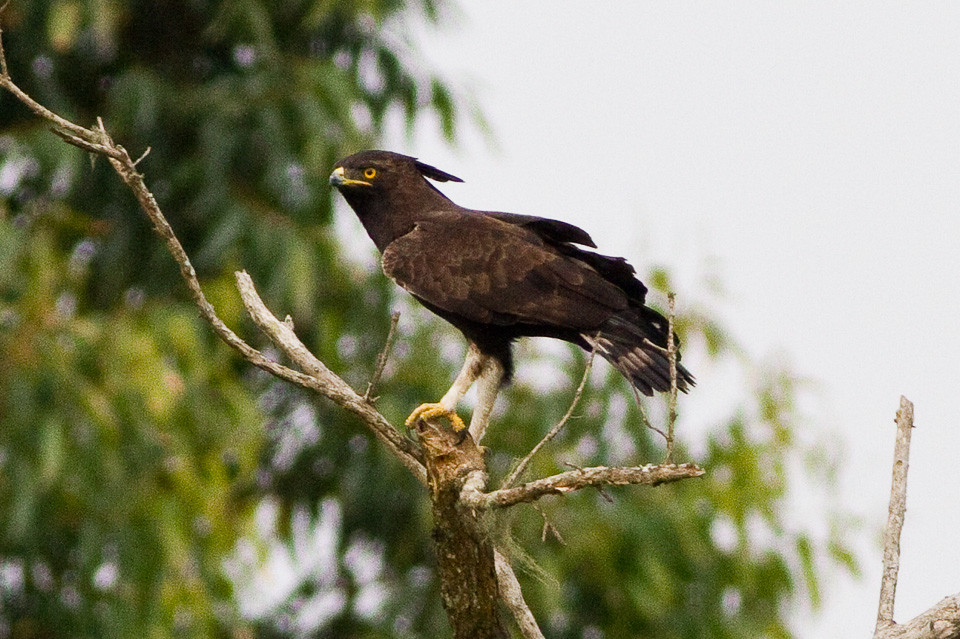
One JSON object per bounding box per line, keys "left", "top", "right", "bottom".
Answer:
{"left": 330, "top": 150, "right": 464, "bottom": 251}
{"left": 330, "top": 150, "right": 462, "bottom": 196}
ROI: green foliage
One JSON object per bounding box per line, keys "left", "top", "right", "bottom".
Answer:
{"left": 1, "top": 1, "right": 460, "bottom": 636}
{"left": 0, "top": 2, "right": 855, "bottom": 638}
{"left": 0, "top": 217, "right": 263, "bottom": 636}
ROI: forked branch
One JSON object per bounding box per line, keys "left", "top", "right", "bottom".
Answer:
{"left": 235, "top": 272, "right": 425, "bottom": 481}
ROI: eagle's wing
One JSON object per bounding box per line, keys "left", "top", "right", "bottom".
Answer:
{"left": 381, "top": 213, "right": 627, "bottom": 329}
{"left": 482, "top": 211, "right": 647, "bottom": 302}
{"left": 480, "top": 211, "right": 597, "bottom": 248}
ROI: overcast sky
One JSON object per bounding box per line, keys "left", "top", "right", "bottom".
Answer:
{"left": 376, "top": 2, "right": 960, "bottom": 636}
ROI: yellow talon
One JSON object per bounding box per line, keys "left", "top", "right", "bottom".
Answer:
{"left": 405, "top": 402, "right": 466, "bottom": 431}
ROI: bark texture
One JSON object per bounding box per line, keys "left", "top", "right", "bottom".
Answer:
{"left": 416, "top": 420, "right": 508, "bottom": 639}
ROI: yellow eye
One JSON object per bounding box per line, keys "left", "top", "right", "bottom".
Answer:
{"left": 363, "top": 167, "right": 377, "bottom": 179}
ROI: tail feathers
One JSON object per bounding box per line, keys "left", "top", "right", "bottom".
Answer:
{"left": 583, "top": 308, "right": 695, "bottom": 397}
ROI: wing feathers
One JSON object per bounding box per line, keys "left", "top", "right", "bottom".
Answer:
{"left": 381, "top": 215, "right": 627, "bottom": 330}
{"left": 482, "top": 211, "right": 597, "bottom": 248}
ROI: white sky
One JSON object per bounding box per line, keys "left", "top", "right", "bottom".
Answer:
{"left": 381, "top": 2, "right": 960, "bottom": 636}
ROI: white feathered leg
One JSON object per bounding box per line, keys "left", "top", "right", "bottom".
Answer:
{"left": 439, "top": 343, "right": 485, "bottom": 410}
{"left": 468, "top": 355, "right": 504, "bottom": 443}
{"left": 406, "top": 342, "right": 504, "bottom": 440}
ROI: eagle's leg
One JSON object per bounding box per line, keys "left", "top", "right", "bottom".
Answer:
{"left": 468, "top": 356, "right": 504, "bottom": 443}
{"left": 404, "top": 343, "right": 484, "bottom": 432}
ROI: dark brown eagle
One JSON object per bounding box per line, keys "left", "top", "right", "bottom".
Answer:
{"left": 330, "top": 150, "right": 693, "bottom": 442}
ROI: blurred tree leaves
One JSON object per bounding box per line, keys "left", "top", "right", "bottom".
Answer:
{"left": 1, "top": 1, "right": 459, "bottom": 636}
{"left": 1, "top": 1, "right": 855, "bottom": 638}
{"left": 1, "top": 216, "right": 263, "bottom": 636}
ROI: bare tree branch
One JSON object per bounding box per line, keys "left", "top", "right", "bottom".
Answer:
{"left": 875, "top": 395, "right": 915, "bottom": 634}
{"left": 494, "top": 548, "right": 545, "bottom": 639}
{"left": 464, "top": 463, "right": 704, "bottom": 510}
{"left": 665, "top": 292, "right": 678, "bottom": 463}
{"left": 235, "top": 272, "right": 425, "bottom": 483}
{"left": 0, "top": 26, "right": 428, "bottom": 485}
{"left": 50, "top": 127, "right": 125, "bottom": 159}
{"left": 870, "top": 397, "right": 960, "bottom": 639}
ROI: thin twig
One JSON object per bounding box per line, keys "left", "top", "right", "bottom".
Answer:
{"left": 501, "top": 349, "right": 595, "bottom": 489}
{"left": 50, "top": 127, "right": 124, "bottom": 158}
{"left": 874, "top": 395, "right": 915, "bottom": 635}
{"left": 665, "top": 292, "right": 678, "bottom": 463}
{"left": 132, "top": 145, "right": 152, "bottom": 166}
{"left": 594, "top": 484, "right": 614, "bottom": 503}
{"left": 533, "top": 503, "right": 564, "bottom": 544}
{"left": 364, "top": 311, "right": 401, "bottom": 402}
{"left": 634, "top": 384, "right": 667, "bottom": 441}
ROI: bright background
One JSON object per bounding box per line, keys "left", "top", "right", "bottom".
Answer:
{"left": 383, "top": 3, "right": 960, "bottom": 636}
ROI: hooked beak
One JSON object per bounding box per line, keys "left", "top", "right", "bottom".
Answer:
{"left": 329, "top": 166, "right": 372, "bottom": 188}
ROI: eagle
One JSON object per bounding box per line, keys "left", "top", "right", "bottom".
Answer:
{"left": 330, "top": 150, "right": 693, "bottom": 442}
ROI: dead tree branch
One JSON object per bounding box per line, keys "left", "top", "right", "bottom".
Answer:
{"left": 872, "top": 397, "right": 960, "bottom": 639}
{"left": 1, "top": 23, "right": 426, "bottom": 485}
{"left": 876, "top": 395, "right": 915, "bottom": 634}
{"left": 494, "top": 548, "right": 545, "bottom": 639}
{"left": 235, "top": 272, "right": 424, "bottom": 482}
{"left": 666, "top": 292, "right": 678, "bottom": 463}
{"left": 464, "top": 463, "right": 704, "bottom": 510}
